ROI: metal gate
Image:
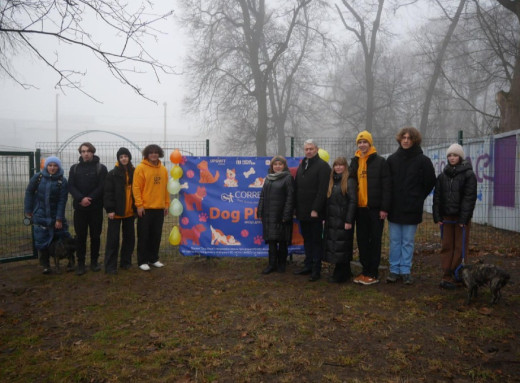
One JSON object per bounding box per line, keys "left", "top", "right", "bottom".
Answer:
{"left": 0, "top": 151, "right": 38, "bottom": 263}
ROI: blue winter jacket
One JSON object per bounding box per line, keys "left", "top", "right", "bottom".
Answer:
{"left": 24, "top": 167, "right": 70, "bottom": 249}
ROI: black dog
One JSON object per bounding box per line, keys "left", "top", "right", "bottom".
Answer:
{"left": 461, "top": 263, "right": 510, "bottom": 305}
{"left": 48, "top": 237, "right": 77, "bottom": 272}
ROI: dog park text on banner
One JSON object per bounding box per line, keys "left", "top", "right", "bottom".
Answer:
{"left": 178, "top": 157, "right": 304, "bottom": 257}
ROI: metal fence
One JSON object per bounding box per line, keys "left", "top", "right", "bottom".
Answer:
{"left": 2, "top": 131, "right": 520, "bottom": 263}
{"left": 1, "top": 141, "right": 209, "bottom": 263}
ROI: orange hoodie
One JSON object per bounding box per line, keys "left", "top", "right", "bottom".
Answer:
{"left": 132, "top": 159, "right": 170, "bottom": 209}
{"left": 355, "top": 145, "right": 377, "bottom": 207}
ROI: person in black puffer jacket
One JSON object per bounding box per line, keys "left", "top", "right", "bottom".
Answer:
{"left": 257, "top": 156, "right": 295, "bottom": 274}
{"left": 293, "top": 139, "right": 331, "bottom": 281}
{"left": 387, "top": 127, "right": 436, "bottom": 285}
{"left": 103, "top": 147, "right": 136, "bottom": 274}
{"left": 323, "top": 157, "right": 357, "bottom": 283}
{"left": 433, "top": 143, "right": 477, "bottom": 290}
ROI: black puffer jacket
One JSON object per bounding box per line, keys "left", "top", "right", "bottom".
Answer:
{"left": 432, "top": 161, "right": 477, "bottom": 225}
{"left": 349, "top": 153, "right": 391, "bottom": 211}
{"left": 387, "top": 145, "right": 436, "bottom": 224}
{"left": 324, "top": 176, "right": 357, "bottom": 264}
{"left": 295, "top": 154, "right": 331, "bottom": 221}
{"left": 104, "top": 163, "right": 136, "bottom": 216}
{"left": 257, "top": 171, "right": 294, "bottom": 242}
{"left": 68, "top": 156, "right": 108, "bottom": 210}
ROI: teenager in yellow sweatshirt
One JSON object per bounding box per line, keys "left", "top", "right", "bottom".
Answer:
{"left": 133, "top": 144, "right": 170, "bottom": 271}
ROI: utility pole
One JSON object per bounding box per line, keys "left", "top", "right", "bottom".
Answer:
{"left": 55, "top": 94, "right": 59, "bottom": 152}
{"left": 163, "top": 102, "right": 167, "bottom": 148}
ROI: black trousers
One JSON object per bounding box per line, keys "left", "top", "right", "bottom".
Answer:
{"left": 74, "top": 208, "right": 103, "bottom": 263}
{"left": 355, "top": 207, "right": 385, "bottom": 278}
{"left": 137, "top": 209, "right": 164, "bottom": 266}
{"left": 105, "top": 216, "right": 135, "bottom": 272}
{"left": 300, "top": 220, "right": 324, "bottom": 275}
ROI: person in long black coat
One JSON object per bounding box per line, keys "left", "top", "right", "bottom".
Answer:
{"left": 257, "top": 156, "right": 294, "bottom": 274}
{"left": 293, "top": 139, "right": 331, "bottom": 281}
{"left": 433, "top": 143, "right": 477, "bottom": 290}
{"left": 103, "top": 148, "right": 136, "bottom": 274}
{"left": 387, "top": 127, "right": 436, "bottom": 285}
{"left": 323, "top": 157, "right": 357, "bottom": 283}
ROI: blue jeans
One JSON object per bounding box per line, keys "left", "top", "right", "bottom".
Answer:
{"left": 388, "top": 222, "right": 417, "bottom": 275}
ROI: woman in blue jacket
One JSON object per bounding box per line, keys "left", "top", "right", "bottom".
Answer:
{"left": 24, "top": 156, "right": 70, "bottom": 274}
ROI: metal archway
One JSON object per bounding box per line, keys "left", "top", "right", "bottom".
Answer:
{"left": 57, "top": 130, "right": 141, "bottom": 156}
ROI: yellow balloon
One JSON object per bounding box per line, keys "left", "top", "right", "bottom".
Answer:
{"left": 169, "top": 226, "right": 181, "bottom": 246}
{"left": 318, "top": 148, "right": 330, "bottom": 163}
{"left": 170, "top": 165, "right": 183, "bottom": 180}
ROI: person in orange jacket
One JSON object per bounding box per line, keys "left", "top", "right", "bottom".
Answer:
{"left": 132, "top": 144, "right": 170, "bottom": 271}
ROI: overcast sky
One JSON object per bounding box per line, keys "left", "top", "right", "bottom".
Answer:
{"left": 0, "top": 1, "right": 434, "bottom": 152}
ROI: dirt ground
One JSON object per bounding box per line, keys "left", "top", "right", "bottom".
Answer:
{"left": 0, "top": 246, "right": 519, "bottom": 382}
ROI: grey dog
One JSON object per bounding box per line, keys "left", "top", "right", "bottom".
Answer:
{"left": 461, "top": 263, "right": 510, "bottom": 305}
{"left": 48, "top": 237, "right": 77, "bottom": 272}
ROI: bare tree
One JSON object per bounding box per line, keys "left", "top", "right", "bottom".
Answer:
{"left": 419, "top": 0, "right": 467, "bottom": 138}
{"left": 494, "top": 0, "right": 520, "bottom": 131}
{"left": 181, "top": 0, "right": 311, "bottom": 156}
{"left": 0, "top": 1, "right": 175, "bottom": 102}
{"left": 335, "top": 0, "right": 385, "bottom": 133}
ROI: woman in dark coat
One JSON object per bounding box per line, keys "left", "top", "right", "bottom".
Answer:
{"left": 257, "top": 156, "right": 294, "bottom": 274}
{"left": 387, "top": 127, "right": 436, "bottom": 285}
{"left": 24, "top": 156, "right": 70, "bottom": 274}
{"left": 433, "top": 143, "right": 477, "bottom": 289}
{"left": 103, "top": 148, "right": 136, "bottom": 274}
{"left": 324, "top": 157, "right": 357, "bottom": 283}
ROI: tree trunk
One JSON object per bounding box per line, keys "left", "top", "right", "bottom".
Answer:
{"left": 419, "top": 0, "right": 466, "bottom": 138}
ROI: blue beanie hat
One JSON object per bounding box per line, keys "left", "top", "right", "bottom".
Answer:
{"left": 44, "top": 156, "right": 62, "bottom": 170}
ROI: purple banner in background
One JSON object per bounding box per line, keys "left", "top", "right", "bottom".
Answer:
{"left": 178, "top": 157, "right": 304, "bottom": 257}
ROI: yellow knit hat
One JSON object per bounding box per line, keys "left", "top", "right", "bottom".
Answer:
{"left": 356, "top": 130, "right": 373, "bottom": 146}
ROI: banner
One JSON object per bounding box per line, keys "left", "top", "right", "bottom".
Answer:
{"left": 178, "top": 157, "right": 305, "bottom": 257}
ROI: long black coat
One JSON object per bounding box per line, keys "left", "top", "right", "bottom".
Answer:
{"left": 294, "top": 154, "right": 331, "bottom": 221}
{"left": 257, "top": 171, "right": 294, "bottom": 242}
{"left": 324, "top": 177, "right": 358, "bottom": 264}
{"left": 387, "top": 145, "right": 436, "bottom": 225}
{"left": 68, "top": 155, "right": 108, "bottom": 210}
{"left": 433, "top": 161, "right": 477, "bottom": 225}
{"left": 104, "top": 164, "right": 136, "bottom": 216}
{"left": 349, "top": 152, "right": 391, "bottom": 212}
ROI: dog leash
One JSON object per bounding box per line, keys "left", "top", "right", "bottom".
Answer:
{"left": 440, "top": 220, "right": 466, "bottom": 282}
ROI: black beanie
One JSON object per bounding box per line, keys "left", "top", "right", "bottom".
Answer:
{"left": 116, "top": 147, "right": 132, "bottom": 161}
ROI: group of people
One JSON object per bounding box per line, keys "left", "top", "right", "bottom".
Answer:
{"left": 257, "top": 127, "right": 477, "bottom": 288}
{"left": 24, "top": 143, "right": 170, "bottom": 275}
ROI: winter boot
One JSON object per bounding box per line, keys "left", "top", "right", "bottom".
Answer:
{"left": 76, "top": 259, "right": 86, "bottom": 276}
{"left": 262, "top": 252, "right": 277, "bottom": 274}
{"left": 90, "top": 256, "right": 101, "bottom": 272}
{"left": 39, "top": 249, "right": 51, "bottom": 275}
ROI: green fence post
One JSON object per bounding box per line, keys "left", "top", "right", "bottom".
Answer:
{"left": 34, "top": 149, "right": 41, "bottom": 175}
{"left": 458, "top": 131, "right": 463, "bottom": 146}
{"left": 206, "top": 139, "right": 210, "bottom": 156}
{"left": 291, "top": 137, "right": 294, "bottom": 157}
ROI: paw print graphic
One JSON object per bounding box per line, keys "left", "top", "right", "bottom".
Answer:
{"left": 241, "top": 229, "right": 249, "bottom": 238}
{"left": 181, "top": 217, "right": 189, "bottom": 226}
{"left": 254, "top": 235, "right": 263, "bottom": 245}
{"left": 199, "top": 212, "right": 208, "bottom": 222}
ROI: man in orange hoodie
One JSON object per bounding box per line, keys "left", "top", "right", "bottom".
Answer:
{"left": 349, "top": 131, "right": 391, "bottom": 285}
{"left": 132, "top": 144, "right": 170, "bottom": 271}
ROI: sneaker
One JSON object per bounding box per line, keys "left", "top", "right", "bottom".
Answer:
{"left": 90, "top": 263, "right": 101, "bottom": 272}
{"left": 386, "top": 272, "right": 400, "bottom": 283}
{"left": 150, "top": 261, "right": 164, "bottom": 268}
{"left": 139, "top": 264, "right": 151, "bottom": 271}
{"left": 402, "top": 274, "right": 413, "bottom": 285}
{"left": 359, "top": 275, "right": 380, "bottom": 285}
{"left": 75, "top": 264, "right": 86, "bottom": 276}
{"left": 42, "top": 268, "right": 52, "bottom": 275}
{"left": 353, "top": 274, "right": 365, "bottom": 284}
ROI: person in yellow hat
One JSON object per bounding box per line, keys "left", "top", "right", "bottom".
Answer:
{"left": 349, "top": 131, "right": 391, "bottom": 285}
